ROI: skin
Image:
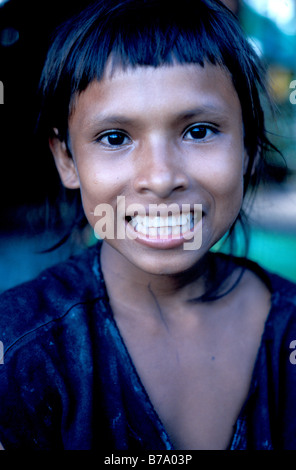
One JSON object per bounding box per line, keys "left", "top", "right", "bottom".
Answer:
{"left": 51, "top": 63, "right": 247, "bottom": 279}
{"left": 49, "top": 63, "right": 271, "bottom": 450}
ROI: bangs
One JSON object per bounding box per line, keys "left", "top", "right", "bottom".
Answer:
{"left": 40, "top": 0, "right": 261, "bottom": 127}
{"left": 38, "top": 0, "right": 268, "bottom": 188}
{"left": 74, "top": 4, "right": 226, "bottom": 82}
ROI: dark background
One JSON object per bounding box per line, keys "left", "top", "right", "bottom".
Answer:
{"left": 0, "top": 0, "right": 92, "bottom": 226}
{"left": 0, "top": 1, "right": 95, "bottom": 291}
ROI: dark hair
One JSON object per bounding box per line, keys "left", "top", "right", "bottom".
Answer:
{"left": 37, "top": 0, "right": 280, "bottom": 298}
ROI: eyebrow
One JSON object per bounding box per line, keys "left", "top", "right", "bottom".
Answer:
{"left": 85, "top": 104, "right": 229, "bottom": 131}
{"left": 86, "top": 115, "right": 136, "bottom": 129}
{"left": 173, "top": 105, "right": 228, "bottom": 124}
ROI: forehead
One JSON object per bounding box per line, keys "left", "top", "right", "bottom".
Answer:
{"left": 69, "top": 63, "right": 242, "bottom": 129}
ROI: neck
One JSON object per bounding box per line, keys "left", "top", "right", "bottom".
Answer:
{"left": 100, "top": 241, "right": 216, "bottom": 307}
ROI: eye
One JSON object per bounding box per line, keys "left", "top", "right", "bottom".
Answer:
{"left": 183, "top": 125, "right": 217, "bottom": 141}
{"left": 96, "top": 130, "right": 130, "bottom": 148}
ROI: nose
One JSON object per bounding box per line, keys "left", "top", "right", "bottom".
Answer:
{"left": 133, "top": 140, "right": 189, "bottom": 199}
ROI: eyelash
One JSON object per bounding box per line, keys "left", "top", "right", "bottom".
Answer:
{"left": 96, "top": 130, "right": 131, "bottom": 148}
{"left": 183, "top": 124, "right": 219, "bottom": 141}
{"left": 95, "top": 124, "right": 219, "bottom": 148}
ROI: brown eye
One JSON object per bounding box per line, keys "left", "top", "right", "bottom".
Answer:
{"left": 188, "top": 126, "right": 207, "bottom": 139}
{"left": 184, "top": 125, "right": 217, "bottom": 141}
{"left": 97, "top": 131, "right": 130, "bottom": 147}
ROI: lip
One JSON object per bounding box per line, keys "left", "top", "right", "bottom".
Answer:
{"left": 124, "top": 212, "right": 203, "bottom": 250}
{"left": 125, "top": 203, "right": 192, "bottom": 218}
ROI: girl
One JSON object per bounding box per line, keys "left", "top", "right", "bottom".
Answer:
{"left": 0, "top": 0, "right": 295, "bottom": 450}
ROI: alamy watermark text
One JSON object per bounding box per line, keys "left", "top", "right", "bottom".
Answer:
{"left": 290, "top": 80, "right": 296, "bottom": 104}
{"left": 0, "top": 341, "right": 3, "bottom": 364}
{"left": 289, "top": 340, "right": 296, "bottom": 364}
{"left": 0, "top": 81, "right": 3, "bottom": 104}
{"left": 92, "top": 197, "right": 203, "bottom": 250}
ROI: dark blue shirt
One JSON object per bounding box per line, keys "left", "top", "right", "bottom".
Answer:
{"left": 0, "top": 242, "right": 296, "bottom": 450}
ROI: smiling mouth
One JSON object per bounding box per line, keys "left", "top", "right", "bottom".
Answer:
{"left": 126, "top": 212, "right": 199, "bottom": 238}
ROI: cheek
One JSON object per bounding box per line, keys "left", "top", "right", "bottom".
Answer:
{"left": 219, "top": 179, "right": 244, "bottom": 224}
{"left": 77, "top": 159, "right": 116, "bottom": 199}
{"left": 202, "top": 152, "right": 245, "bottom": 217}
{"left": 75, "top": 162, "right": 128, "bottom": 233}
{"left": 212, "top": 165, "right": 244, "bottom": 199}
{"left": 212, "top": 141, "right": 244, "bottom": 185}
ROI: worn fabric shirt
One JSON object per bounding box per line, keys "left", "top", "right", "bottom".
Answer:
{"left": 0, "top": 242, "right": 296, "bottom": 450}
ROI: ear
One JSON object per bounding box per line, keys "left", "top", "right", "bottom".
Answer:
{"left": 49, "top": 129, "right": 80, "bottom": 189}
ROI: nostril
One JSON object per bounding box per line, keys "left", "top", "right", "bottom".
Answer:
{"left": 134, "top": 172, "right": 189, "bottom": 198}
{"left": 175, "top": 184, "right": 188, "bottom": 192}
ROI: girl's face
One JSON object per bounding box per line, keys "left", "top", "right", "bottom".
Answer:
{"left": 51, "top": 63, "right": 248, "bottom": 276}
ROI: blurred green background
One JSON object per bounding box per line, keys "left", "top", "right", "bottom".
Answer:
{"left": 222, "top": 0, "right": 296, "bottom": 282}
{"left": 0, "top": 0, "right": 295, "bottom": 291}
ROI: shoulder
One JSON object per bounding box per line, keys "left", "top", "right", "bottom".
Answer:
{"left": 219, "top": 253, "right": 296, "bottom": 333}
{"left": 0, "top": 242, "right": 104, "bottom": 349}
{"left": 235, "top": 256, "right": 296, "bottom": 343}
{"left": 246, "top": 258, "right": 296, "bottom": 313}
{"left": 265, "top": 269, "right": 296, "bottom": 343}
{"left": 229, "top": 254, "right": 296, "bottom": 306}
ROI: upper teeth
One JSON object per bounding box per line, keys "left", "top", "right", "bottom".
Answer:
{"left": 128, "top": 212, "right": 199, "bottom": 237}
{"left": 130, "top": 213, "right": 193, "bottom": 228}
